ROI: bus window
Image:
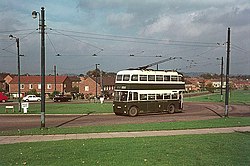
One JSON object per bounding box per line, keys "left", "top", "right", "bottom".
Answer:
{"left": 178, "top": 76, "right": 184, "bottom": 82}
{"left": 172, "top": 93, "right": 178, "bottom": 99}
{"left": 156, "top": 75, "right": 163, "bottom": 81}
{"left": 131, "top": 75, "right": 138, "bottom": 81}
{"left": 156, "top": 94, "right": 163, "bottom": 100}
{"left": 148, "top": 75, "right": 155, "bottom": 81}
{"left": 129, "top": 92, "right": 132, "bottom": 101}
{"left": 133, "top": 92, "right": 138, "bottom": 100}
{"left": 140, "top": 75, "right": 147, "bottom": 81}
{"left": 171, "top": 76, "right": 178, "bottom": 81}
{"left": 164, "top": 75, "right": 170, "bottom": 81}
{"left": 140, "top": 94, "right": 147, "bottom": 100}
{"left": 116, "top": 75, "right": 122, "bottom": 81}
{"left": 164, "top": 93, "right": 171, "bottom": 100}
{"left": 148, "top": 94, "right": 155, "bottom": 100}
{"left": 123, "top": 75, "right": 130, "bottom": 81}
{"left": 121, "top": 91, "right": 128, "bottom": 101}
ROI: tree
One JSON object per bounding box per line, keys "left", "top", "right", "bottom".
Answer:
{"left": 206, "top": 83, "right": 215, "bottom": 93}
{"left": 26, "top": 89, "right": 38, "bottom": 95}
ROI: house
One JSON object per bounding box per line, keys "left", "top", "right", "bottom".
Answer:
{"left": 79, "top": 76, "right": 101, "bottom": 98}
{"left": 9, "top": 75, "right": 72, "bottom": 97}
{"left": 79, "top": 75, "right": 115, "bottom": 99}
{"left": 0, "top": 73, "right": 15, "bottom": 93}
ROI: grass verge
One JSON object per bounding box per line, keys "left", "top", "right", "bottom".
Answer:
{"left": 1, "top": 117, "right": 250, "bottom": 136}
{"left": 0, "top": 132, "right": 249, "bottom": 165}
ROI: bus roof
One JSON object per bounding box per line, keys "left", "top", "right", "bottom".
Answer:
{"left": 117, "top": 69, "right": 183, "bottom": 76}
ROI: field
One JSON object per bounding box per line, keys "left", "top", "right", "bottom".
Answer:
{"left": 0, "top": 132, "right": 249, "bottom": 165}
{"left": 185, "top": 90, "right": 250, "bottom": 104}
{"left": 0, "top": 102, "right": 113, "bottom": 114}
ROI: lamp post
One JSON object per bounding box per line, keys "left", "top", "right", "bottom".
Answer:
{"left": 32, "top": 7, "right": 46, "bottom": 128}
{"left": 9, "top": 35, "right": 23, "bottom": 112}
{"left": 95, "top": 64, "right": 100, "bottom": 100}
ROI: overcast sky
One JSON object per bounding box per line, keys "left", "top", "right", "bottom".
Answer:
{"left": 0, "top": 0, "right": 249, "bottom": 75}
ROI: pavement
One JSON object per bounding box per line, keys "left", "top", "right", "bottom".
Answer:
{"left": 0, "top": 126, "right": 249, "bottom": 144}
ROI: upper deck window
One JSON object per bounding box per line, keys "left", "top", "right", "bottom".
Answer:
{"left": 156, "top": 75, "right": 163, "bottom": 81}
{"left": 148, "top": 75, "right": 155, "bottom": 81}
{"left": 123, "top": 75, "right": 130, "bottom": 81}
{"left": 116, "top": 75, "right": 122, "bottom": 81}
{"left": 178, "top": 76, "right": 184, "bottom": 82}
{"left": 140, "top": 75, "right": 147, "bottom": 81}
{"left": 164, "top": 75, "right": 170, "bottom": 81}
{"left": 131, "top": 75, "right": 138, "bottom": 81}
{"left": 171, "top": 76, "right": 178, "bottom": 81}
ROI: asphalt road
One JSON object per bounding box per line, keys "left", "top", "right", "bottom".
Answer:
{"left": 0, "top": 102, "right": 249, "bottom": 131}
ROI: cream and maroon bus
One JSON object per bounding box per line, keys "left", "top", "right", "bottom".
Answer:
{"left": 113, "top": 69, "right": 185, "bottom": 116}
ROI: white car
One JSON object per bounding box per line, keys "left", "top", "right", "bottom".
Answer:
{"left": 22, "top": 95, "right": 41, "bottom": 102}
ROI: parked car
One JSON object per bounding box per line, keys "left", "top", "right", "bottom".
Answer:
{"left": 53, "top": 94, "right": 72, "bottom": 102}
{"left": 0, "top": 92, "right": 8, "bottom": 102}
{"left": 22, "top": 95, "right": 41, "bottom": 102}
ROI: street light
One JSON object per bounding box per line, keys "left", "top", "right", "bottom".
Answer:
{"left": 9, "top": 34, "right": 23, "bottom": 112}
{"left": 32, "top": 7, "right": 46, "bottom": 128}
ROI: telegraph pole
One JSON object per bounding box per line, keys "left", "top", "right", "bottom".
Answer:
{"left": 220, "top": 57, "right": 223, "bottom": 101}
{"left": 54, "top": 65, "right": 57, "bottom": 91}
{"left": 41, "top": 7, "right": 46, "bottom": 128}
{"left": 225, "top": 27, "right": 230, "bottom": 117}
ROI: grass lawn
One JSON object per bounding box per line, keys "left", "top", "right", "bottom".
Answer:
{"left": 185, "top": 90, "right": 250, "bottom": 104}
{"left": 0, "top": 132, "right": 249, "bottom": 165}
{"left": 0, "top": 102, "right": 113, "bottom": 114}
{"left": 1, "top": 117, "right": 250, "bottom": 136}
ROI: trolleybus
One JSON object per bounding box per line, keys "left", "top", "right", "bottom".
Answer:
{"left": 113, "top": 69, "right": 185, "bottom": 116}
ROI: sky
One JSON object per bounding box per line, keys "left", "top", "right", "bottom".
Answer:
{"left": 0, "top": 0, "right": 249, "bottom": 75}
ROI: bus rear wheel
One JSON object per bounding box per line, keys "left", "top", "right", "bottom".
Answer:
{"left": 167, "top": 104, "right": 175, "bottom": 114}
{"left": 128, "top": 106, "right": 138, "bottom": 117}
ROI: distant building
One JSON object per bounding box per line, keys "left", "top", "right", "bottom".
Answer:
{"left": 9, "top": 75, "right": 72, "bottom": 97}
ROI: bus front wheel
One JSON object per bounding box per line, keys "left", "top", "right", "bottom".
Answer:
{"left": 128, "top": 106, "right": 138, "bottom": 117}
{"left": 167, "top": 104, "right": 175, "bottom": 114}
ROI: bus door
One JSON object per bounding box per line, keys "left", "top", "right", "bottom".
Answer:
{"left": 147, "top": 94, "right": 159, "bottom": 113}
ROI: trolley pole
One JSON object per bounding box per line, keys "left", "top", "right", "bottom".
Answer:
{"left": 225, "top": 27, "right": 230, "bottom": 117}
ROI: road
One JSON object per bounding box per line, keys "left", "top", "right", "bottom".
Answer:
{"left": 0, "top": 102, "right": 249, "bottom": 131}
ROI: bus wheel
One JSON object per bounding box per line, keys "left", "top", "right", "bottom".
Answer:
{"left": 167, "top": 104, "right": 175, "bottom": 114}
{"left": 128, "top": 106, "right": 138, "bottom": 117}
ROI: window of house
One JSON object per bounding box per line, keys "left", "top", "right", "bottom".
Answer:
{"left": 47, "top": 84, "right": 52, "bottom": 89}
{"left": 29, "top": 84, "right": 33, "bottom": 89}
{"left": 85, "top": 86, "right": 89, "bottom": 92}
{"left": 38, "top": 84, "right": 41, "bottom": 89}
{"left": 21, "top": 84, "right": 24, "bottom": 89}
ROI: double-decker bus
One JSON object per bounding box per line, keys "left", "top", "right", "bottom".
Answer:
{"left": 113, "top": 69, "right": 185, "bottom": 116}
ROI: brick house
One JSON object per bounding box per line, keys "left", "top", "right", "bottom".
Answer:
{"left": 79, "top": 75, "right": 115, "bottom": 99}
{"left": 9, "top": 75, "right": 72, "bottom": 97}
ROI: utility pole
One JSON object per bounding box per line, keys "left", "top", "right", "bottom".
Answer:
{"left": 225, "top": 27, "right": 230, "bottom": 117}
{"left": 32, "top": 7, "right": 46, "bottom": 128}
{"left": 54, "top": 65, "right": 56, "bottom": 91}
{"left": 220, "top": 57, "right": 223, "bottom": 101}
{"left": 95, "top": 64, "right": 100, "bottom": 100}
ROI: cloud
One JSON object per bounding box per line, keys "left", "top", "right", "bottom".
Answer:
{"left": 107, "top": 12, "right": 134, "bottom": 29}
